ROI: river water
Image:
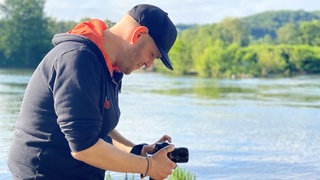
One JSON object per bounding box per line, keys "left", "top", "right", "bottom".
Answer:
{"left": 0, "top": 69, "right": 320, "bottom": 179}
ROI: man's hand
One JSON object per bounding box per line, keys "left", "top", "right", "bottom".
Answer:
{"left": 141, "top": 135, "right": 172, "bottom": 156}
{"left": 149, "top": 144, "right": 177, "bottom": 179}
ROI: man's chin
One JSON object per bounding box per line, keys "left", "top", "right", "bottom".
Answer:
{"left": 122, "top": 69, "right": 133, "bottom": 75}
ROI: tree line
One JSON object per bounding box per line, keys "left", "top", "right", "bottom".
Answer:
{"left": 0, "top": 0, "right": 114, "bottom": 68}
{"left": 1, "top": 0, "right": 320, "bottom": 78}
{"left": 160, "top": 11, "right": 320, "bottom": 77}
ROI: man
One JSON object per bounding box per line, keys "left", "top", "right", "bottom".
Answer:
{"left": 8, "top": 4, "right": 177, "bottom": 180}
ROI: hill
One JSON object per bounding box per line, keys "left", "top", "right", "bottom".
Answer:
{"left": 242, "top": 10, "right": 320, "bottom": 39}
{"left": 159, "top": 10, "right": 320, "bottom": 77}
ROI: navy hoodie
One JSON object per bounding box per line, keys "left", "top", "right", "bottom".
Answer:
{"left": 8, "top": 33, "right": 123, "bottom": 180}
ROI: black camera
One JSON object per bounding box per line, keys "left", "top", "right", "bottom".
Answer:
{"left": 154, "top": 142, "right": 189, "bottom": 163}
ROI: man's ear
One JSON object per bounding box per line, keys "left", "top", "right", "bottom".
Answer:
{"left": 130, "top": 26, "right": 149, "bottom": 44}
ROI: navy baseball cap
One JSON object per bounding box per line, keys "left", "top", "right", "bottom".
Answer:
{"left": 129, "top": 4, "right": 177, "bottom": 70}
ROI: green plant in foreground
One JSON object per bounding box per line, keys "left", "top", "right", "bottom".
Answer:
{"left": 104, "top": 167, "right": 196, "bottom": 180}
{"left": 169, "top": 167, "right": 196, "bottom": 180}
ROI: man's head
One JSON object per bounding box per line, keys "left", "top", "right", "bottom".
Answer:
{"left": 128, "top": 4, "right": 177, "bottom": 70}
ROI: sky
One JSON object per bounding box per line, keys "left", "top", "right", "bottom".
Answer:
{"left": 1, "top": 0, "right": 319, "bottom": 24}
{"left": 43, "top": 0, "right": 319, "bottom": 24}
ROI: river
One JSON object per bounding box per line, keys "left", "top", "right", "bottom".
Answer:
{"left": 0, "top": 69, "right": 320, "bottom": 179}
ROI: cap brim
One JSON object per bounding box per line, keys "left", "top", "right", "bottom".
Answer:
{"left": 159, "top": 48, "right": 173, "bottom": 70}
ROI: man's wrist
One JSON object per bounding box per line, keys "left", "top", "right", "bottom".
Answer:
{"left": 140, "top": 156, "right": 151, "bottom": 178}
{"left": 130, "top": 143, "right": 148, "bottom": 155}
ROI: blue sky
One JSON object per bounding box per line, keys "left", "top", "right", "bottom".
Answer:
{"left": 1, "top": 0, "right": 319, "bottom": 24}
{"left": 43, "top": 0, "right": 319, "bottom": 24}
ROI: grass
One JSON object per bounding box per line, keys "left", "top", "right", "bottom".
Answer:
{"left": 169, "top": 167, "right": 196, "bottom": 180}
{"left": 104, "top": 167, "right": 196, "bottom": 180}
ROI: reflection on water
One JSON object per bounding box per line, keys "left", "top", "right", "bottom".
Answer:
{"left": 1, "top": 70, "right": 320, "bottom": 179}
{"left": 152, "top": 75, "right": 320, "bottom": 109}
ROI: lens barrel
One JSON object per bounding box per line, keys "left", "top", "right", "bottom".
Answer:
{"left": 154, "top": 142, "right": 189, "bottom": 163}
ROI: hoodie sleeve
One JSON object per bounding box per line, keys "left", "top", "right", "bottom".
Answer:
{"left": 52, "top": 47, "right": 104, "bottom": 152}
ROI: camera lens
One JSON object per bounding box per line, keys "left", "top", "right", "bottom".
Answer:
{"left": 170, "top": 147, "right": 189, "bottom": 163}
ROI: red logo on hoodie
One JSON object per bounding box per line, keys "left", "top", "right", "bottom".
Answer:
{"left": 104, "top": 98, "right": 110, "bottom": 109}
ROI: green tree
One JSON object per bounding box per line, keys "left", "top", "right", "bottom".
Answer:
{"left": 277, "top": 23, "right": 298, "bottom": 44}
{"left": 196, "top": 40, "right": 225, "bottom": 77}
{"left": 244, "top": 10, "right": 320, "bottom": 40}
{"left": 105, "top": 18, "right": 116, "bottom": 28}
{"left": 168, "top": 37, "right": 193, "bottom": 74}
{"left": 237, "top": 47, "right": 258, "bottom": 76}
{"left": 170, "top": 10, "right": 320, "bottom": 77}
{"left": 256, "top": 46, "right": 286, "bottom": 76}
{"left": 297, "top": 20, "right": 320, "bottom": 46}
{"left": 181, "top": 25, "right": 216, "bottom": 67}
{"left": 47, "top": 18, "right": 78, "bottom": 35}
{"left": 289, "top": 45, "right": 320, "bottom": 73}
{"left": 220, "top": 43, "right": 240, "bottom": 77}
{"left": 0, "top": 0, "right": 51, "bottom": 67}
{"left": 216, "top": 17, "right": 250, "bottom": 46}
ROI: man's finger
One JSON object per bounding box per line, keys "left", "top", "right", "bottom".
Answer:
{"left": 164, "top": 144, "right": 175, "bottom": 153}
{"left": 158, "top": 135, "right": 172, "bottom": 143}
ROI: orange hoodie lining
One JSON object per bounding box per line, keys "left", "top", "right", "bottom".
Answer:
{"left": 67, "top": 19, "right": 119, "bottom": 76}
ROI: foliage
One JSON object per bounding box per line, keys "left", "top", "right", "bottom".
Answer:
{"left": 159, "top": 10, "right": 320, "bottom": 78}
{"left": 276, "top": 23, "right": 298, "bottom": 44}
{"left": 0, "top": 0, "right": 320, "bottom": 77}
{"left": 169, "top": 167, "right": 196, "bottom": 180}
{"left": 243, "top": 10, "right": 320, "bottom": 40}
{"left": 47, "top": 18, "right": 78, "bottom": 35}
{"left": 0, "top": 0, "right": 115, "bottom": 68}
{"left": 0, "top": 0, "right": 51, "bottom": 68}
{"left": 297, "top": 20, "right": 320, "bottom": 46}
{"left": 103, "top": 167, "right": 196, "bottom": 180}
{"left": 168, "top": 36, "right": 193, "bottom": 74}
{"left": 215, "top": 18, "right": 250, "bottom": 46}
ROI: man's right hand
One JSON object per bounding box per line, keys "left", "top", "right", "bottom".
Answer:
{"left": 148, "top": 144, "right": 177, "bottom": 179}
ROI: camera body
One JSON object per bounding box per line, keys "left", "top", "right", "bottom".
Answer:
{"left": 154, "top": 142, "right": 189, "bottom": 163}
